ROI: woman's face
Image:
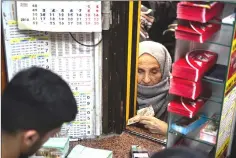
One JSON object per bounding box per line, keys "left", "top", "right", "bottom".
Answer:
{"left": 138, "top": 53, "right": 162, "bottom": 86}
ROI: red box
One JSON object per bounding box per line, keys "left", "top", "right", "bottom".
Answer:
{"left": 169, "top": 77, "right": 202, "bottom": 100}
{"left": 177, "top": 2, "right": 224, "bottom": 23}
{"left": 175, "top": 22, "right": 221, "bottom": 43}
{"left": 168, "top": 97, "right": 206, "bottom": 118}
{"left": 172, "top": 50, "right": 218, "bottom": 82}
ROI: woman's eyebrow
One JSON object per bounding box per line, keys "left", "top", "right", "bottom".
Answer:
{"left": 138, "top": 67, "right": 145, "bottom": 70}
{"left": 150, "top": 66, "right": 160, "bottom": 70}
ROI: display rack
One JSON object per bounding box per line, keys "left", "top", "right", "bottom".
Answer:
{"left": 167, "top": 2, "right": 236, "bottom": 158}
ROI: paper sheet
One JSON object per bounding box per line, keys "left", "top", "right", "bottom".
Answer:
{"left": 68, "top": 145, "right": 113, "bottom": 158}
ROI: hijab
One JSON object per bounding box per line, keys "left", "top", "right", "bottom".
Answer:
{"left": 137, "top": 41, "right": 172, "bottom": 118}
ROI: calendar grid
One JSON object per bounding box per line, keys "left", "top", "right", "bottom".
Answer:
{"left": 16, "top": 1, "right": 102, "bottom": 32}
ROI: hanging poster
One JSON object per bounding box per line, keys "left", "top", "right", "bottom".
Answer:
{"left": 2, "top": 1, "right": 102, "bottom": 139}
{"left": 216, "top": 24, "right": 236, "bottom": 158}
{"left": 216, "top": 87, "right": 236, "bottom": 158}
{"left": 225, "top": 25, "right": 236, "bottom": 94}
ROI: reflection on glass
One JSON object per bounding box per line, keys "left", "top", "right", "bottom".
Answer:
{"left": 127, "top": 2, "right": 177, "bottom": 141}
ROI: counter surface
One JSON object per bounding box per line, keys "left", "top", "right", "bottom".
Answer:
{"left": 70, "top": 126, "right": 166, "bottom": 158}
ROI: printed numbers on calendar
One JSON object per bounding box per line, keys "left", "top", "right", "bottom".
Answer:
{"left": 20, "top": 3, "right": 28, "bottom": 7}
{"left": 21, "top": 18, "right": 29, "bottom": 22}
{"left": 40, "top": 9, "right": 46, "bottom": 21}
{"left": 68, "top": 9, "right": 74, "bottom": 25}
{"left": 59, "top": 9, "right": 65, "bottom": 25}
{"left": 49, "top": 10, "right": 56, "bottom": 25}
{"left": 32, "top": 3, "right": 38, "bottom": 25}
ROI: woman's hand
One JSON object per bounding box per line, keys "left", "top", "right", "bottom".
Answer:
{"left": 138, "top": 116, "right": 168, "bottom": 135}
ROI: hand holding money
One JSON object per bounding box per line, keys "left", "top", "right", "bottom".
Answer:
{"left": 127, "top": 105, "right": 154, "bottom": 125}
{"left": 127, "top": 106, "right": 168, "bottom": 135}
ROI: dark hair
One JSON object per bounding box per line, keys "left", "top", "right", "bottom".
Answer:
{"left": 2, "top": 67, "right": 78, "bottom": 134}
{"left": 151, "top": 147, "right": 208, "bottom": 158}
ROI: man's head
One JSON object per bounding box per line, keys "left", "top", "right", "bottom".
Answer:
{"left": 2, "top": 67, "right": 78, "bottom": 157}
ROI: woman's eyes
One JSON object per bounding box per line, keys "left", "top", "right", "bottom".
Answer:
{"left": 138, "top": 69, "right": 144, "bottom": 73}
{"left": 138, "top": 68, "right": 160, "bottom": 74}
{"left": 151, "top": 70, "right": 158, "bottom": 74}
{"left": 151, "top": 69, "right": 160, "bottom": 74}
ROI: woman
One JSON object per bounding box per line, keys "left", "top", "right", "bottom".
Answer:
{"left": 134, "top": 41, "right": 172, "bottom": 135}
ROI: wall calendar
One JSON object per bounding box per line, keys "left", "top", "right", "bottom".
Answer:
{"left": 16, "top": 1, "right": 102, "bottom": 32}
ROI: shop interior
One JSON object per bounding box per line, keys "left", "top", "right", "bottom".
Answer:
{"left": 1, "top": 1, "right": 236, "bottom": 158}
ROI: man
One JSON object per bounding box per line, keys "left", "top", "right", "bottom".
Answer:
{"left": 2, "top": 67, "right": 78, "bottom": 158}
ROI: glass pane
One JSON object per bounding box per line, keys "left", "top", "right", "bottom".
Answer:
{"left": 170, "top": 100, "right": 222, "bottom": 119}
{"left": 169, "top": 119, "right": 218, "bottom": 146}
{"left": 169, "top": 124, "right": 217, "bottom": 146}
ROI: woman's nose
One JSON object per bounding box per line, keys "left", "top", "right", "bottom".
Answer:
{"left": 143, "top": 74, "right": 151, "bottom": 84}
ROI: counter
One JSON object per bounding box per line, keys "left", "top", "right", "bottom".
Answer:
{"left": 70, "top": 126, "right": 166, "bottom": 158}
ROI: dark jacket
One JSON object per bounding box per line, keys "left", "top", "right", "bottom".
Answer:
{"left": 141, "top": 1, "right": 178, "bottom": 59}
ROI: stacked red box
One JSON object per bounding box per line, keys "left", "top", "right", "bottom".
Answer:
{"left": 177, "top": 2, "right": 224, "bottom": 23}
{"left": 175, "top": 22, "right": 221, "bottom": 43}
{"left": 168, "top": 2, "right": 222, "bottom": 121}
{"left": 168, "top": 97, "right": 206, "bottom": 118}
{"left": 172, "top": 50, "right": 218, "bottom": 82}
{"left": 169, "top": 77, "right": 202, "bottom": 100}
